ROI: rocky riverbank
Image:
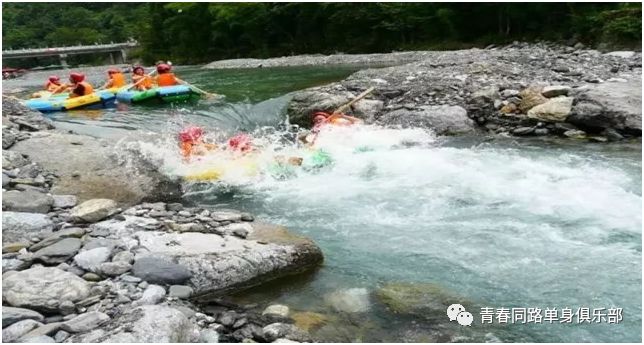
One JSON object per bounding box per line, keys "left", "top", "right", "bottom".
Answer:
{"left": 203, "top": 51, "right": 433, "bottom": 69}
{"left": 2, "top": 98, "right": 324, "bottom": 342}
{"left": 282, "top": 42, "right": 641, "bottom": 141}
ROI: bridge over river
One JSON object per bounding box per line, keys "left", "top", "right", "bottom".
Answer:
{"left": 3, "top": 41, "right": 139, "bottom": 66}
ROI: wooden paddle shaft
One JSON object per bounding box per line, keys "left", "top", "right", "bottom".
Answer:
{"left": 332, "top": 87, "right": 375, "bottom": 115}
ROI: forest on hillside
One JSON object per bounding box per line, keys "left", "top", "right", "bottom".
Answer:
{"left": 2, "top": 2, "right": 641, "bottom": 65}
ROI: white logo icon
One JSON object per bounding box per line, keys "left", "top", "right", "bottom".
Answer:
{"left": 447, "top": 303, "right": 473, "bottom": 326}
{"left": 447, "top": 304, "right": 466, "bottom": 321}
{"left": 457, "top": 311, "right": 474, "bottom": 326}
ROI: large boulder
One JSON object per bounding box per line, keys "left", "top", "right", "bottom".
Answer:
{"left": 2, "top": 212, "right": 54, "bottom": 244}
{"left": 379, "top": 105, "right": 475, "bottom": 135}
{"left": 2, "top": 190, "right": 53, "bottom": 213}
{"left": 96, "top": 216, "right": 323, "bottom": 298}
{"left": 287, "top": 90, "right": 353, "bottom": 126}
{"left": 527, "top": 96, "right": 574, "bottom": 122}
{"left": 70, "top": 199, "right": 118, "bottom": 223}
{"left": 65, "top": 305, "right": 199, "bottom": 342}
{"left": 2, "top": 267, "right": 91, "bottom": 313}
{"left": 568, "top": 79, "right": 642, "bottom": 134}
{"left": 9, "top": 132, "right": 182, "bottom": 205}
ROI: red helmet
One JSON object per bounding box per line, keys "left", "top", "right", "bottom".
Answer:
{"left": 69, "top": 72, "right": 85, "bottom": 83}
{"left": 179, "top": 126, "right": 204, "bottom": 143}
{"left": 313, "top": 114, "right": 328, "bottom": 124}
{"left": 107, "top": 68, "right": 120, "bottom": 75}
{"left": 48, "top": 75, "right": 60, "bottom": 84}
{"left": 156, "top": 63, "right": 171, "bottom": 73}
{"left": 228, "top": 133, "right": 252, "bottom": 152}
{"left": 132, "top": 66, "right": 144, "bottom": 74}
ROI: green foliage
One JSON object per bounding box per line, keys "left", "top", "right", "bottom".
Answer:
{"left": 2, "top": 2, "right": 641, "bottom": 65}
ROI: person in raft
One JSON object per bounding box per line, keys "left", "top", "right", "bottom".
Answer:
{"left": 300, "top": 111, "right": 364, "bottom": 145}
{"left": 155, "top": 63, "right": 185, "bottom": 87}
{"left": 131, "top": 66, "right": 153, "bottom": 91}
{"left": 178, "top": 126, "right": 217, "bottom": 162}
{"left": 44, "top": 75, "right": 62, "bottom": 92}
{"left": 100, "top": 68, "right": 127, "bottom": 89}
{"left": 52, "top": 72, "right": 94, "bottom": 98}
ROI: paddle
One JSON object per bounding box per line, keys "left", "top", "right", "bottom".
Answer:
{"left": 332, "top": 86, "right": 375, "bottom": 115}
{"left": 178, "top": 80, "right": 220, "bottom": 100}
{"left": 121, "top": 69, "right": 158, "bottom": 92}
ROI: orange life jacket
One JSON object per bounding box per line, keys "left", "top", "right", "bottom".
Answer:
{"left": 133, "top": 75, "right": 153, "bottom": 89}
{"left": 157, "top": 73, "right": 178, "bottom": 87}
{"left": 110, "top": 72, "right": 127, "bottom": 88}
{"left": 45, "top": 82, "right": 60, "bottom": 92}
{"left": 70, "top": 81, "right": 94, "bottom": 97}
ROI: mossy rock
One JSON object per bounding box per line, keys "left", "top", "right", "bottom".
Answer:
{"left": 375, "top": 282, "right": 470, "bottom": 319}
{"left": 291, "top": 311, "right": 329, "bottom": 332}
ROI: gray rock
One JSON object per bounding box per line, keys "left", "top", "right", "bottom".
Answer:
{"left": 111, "top": 250, "right": 134, "bottom": 264}
{"left": 29, "top": 227, "right": 86, "bottom": 252}
{"left": 217, "top": 312, "right": 236, "bottom": 327}
{"left": 74, "top": 247, "right": 112, "bottom": 272}
{"left": 351, "top": 99, "right": 384, "bottom": 121}
{"left": 199, "top": 329, "right": 220, "bottom": 343}
{"left": 569, "top": 79, "right": 641, "bottom": 133}
{"left": 18, "top": 321, "right": 63, "bottom": 339}
{"left": 527, "top": 96, "right": 573, "bottom": 122}
{"left": 564, "top": 129, "right": 587, "bottom": 139}
{"left": 131, "top": 256, "right": 192, "bottom": 285}
{"left": 604, "top": 51, "right": 635, "bottom": 59}
{"left": 54, "top": 330, "right": 70, "bottom": 342}
{"left": 70, "top": 199, "right": 118, "bottom": 223}
{"left": 33, "top": 238, "right": 81, "bottom": 264}
{"left": 1, "top": 319, "right": 43, "bottom": 342}
{"left": 82, "top": 273, "right": 102, "bottom": 281}
{"left": 287, "top": 91, "right": 353, "bottom": 126}
{"left": 3, "top": 242, "right": 30, "bottom": 253}
{"left": 20, "top": 335, "right": 55, "bottom": 343}
{"left": 61, "top": 312, "right": 110, "bottom": 333}
{"left": 2, "top": 307, "right": 44, "bottom": 328}
{"left": 2, "top": 258, "right": 32, "bottom": 273}
{"left": 2, "top": 212, "right": 53, "bottom": 244}
{"left": 500, "top": 89, "right": 520, "bottom": 98}
{"left": 210, "top": 211, "right": 243, "bottom": 222}
{"left": 471, "top": 86, "right": 499, "bottom": 101}
{"left": 9, "top": 132, "right": 182, "bottom": 205}
{"left": 52, "top": 195, "right": 78, "bottom": 209}
{"left": 262, "top": 304, "right": 290, "bottom": 318}
{"left": 3, "top": 130, "right": 17, "bottom": 149}
{"left": 96, "top": 261, "right": 132, "bottom": 276}
{"left": 59, "top": 300, "right": 76, "bottom": 315}
{"left": 541, "top": 85, "right": 571, "bottom": 98}
{"left": 132, "top": 223, "right": 323, "bottom": 296}
{"left": 168, "top": 285, "right": 193, "bottom": 299}
{"left": 2, "top": 173, "right": 10, "bottom": 187}
{"left": 2, "top": 189, "right": 52, "bottom": 213}
{"left": 381, "top": 105, "right": 475, "bottom": 135}
{"left": 119, "top": 274, "right": 141, "bottom": 283}
{"left": 133, "top": 284, "right": 166, "bottom": 306}
{"left": 262, "top": 323, "right": 311, "bottom": 342}
{"left": 3, "top": 151, "right": 30, "bottom": 169}
{"left": 2, "top": 267, "right": 90, "bottom": 313}
{"left": 66, "top": 305, "right": 199, "bottom": 342}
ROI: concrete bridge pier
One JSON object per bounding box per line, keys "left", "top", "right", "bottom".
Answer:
{"left": 59, "top": 54, "right": 68, "bottom": 68}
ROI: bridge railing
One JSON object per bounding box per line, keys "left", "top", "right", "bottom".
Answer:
{"left": 3, "top": 41, "right": 139, "bottom": 54}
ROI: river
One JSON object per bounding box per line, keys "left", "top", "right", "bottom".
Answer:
{"left": 4, "top": 65, "right": 642, "bottom": 342}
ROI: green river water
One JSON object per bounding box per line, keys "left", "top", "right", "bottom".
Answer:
{"left": 4, "top": 65, "right": 642, "bottom": 342}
